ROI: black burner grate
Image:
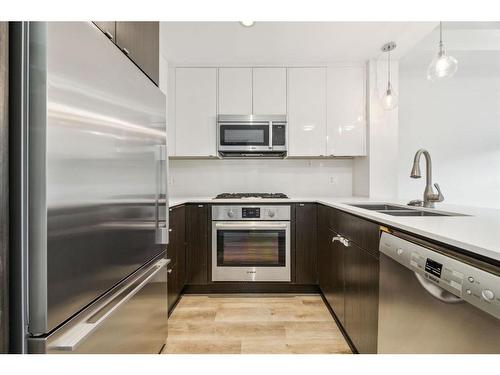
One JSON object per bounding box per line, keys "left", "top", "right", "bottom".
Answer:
{"left": 214, "top": 193, "right": 289, "bottom": 199}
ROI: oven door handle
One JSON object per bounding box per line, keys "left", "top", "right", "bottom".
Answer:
{"left": 214, "top": 222, "right": 288, "bottom": 230}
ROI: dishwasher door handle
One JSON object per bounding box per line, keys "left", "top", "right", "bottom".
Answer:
{"left": 414, "top": 273, "right": 463, "bottom": 304}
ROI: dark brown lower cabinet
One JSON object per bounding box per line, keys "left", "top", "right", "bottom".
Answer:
{"left": 186, "top": 204, "right": 209, "bottom": 285}
{"left": 295, "top": 203, "right": 317, "bottom": 284}
{"left": 167, "top": 205, "right": 186, "bottom": 313}
{"left": 344, "top": 241, "right": 379, "bottom": 353}
{"left": 318, "top": 204, "right": 380, "bottom": 354}
{"left": 318, "top": 205, "right": 332, "bottom": 295}
{"left": 318, "top": 206, "right": 345, "bottom": 323}
{"left": 329, "top": 234, "right": 346, "bottom": 325}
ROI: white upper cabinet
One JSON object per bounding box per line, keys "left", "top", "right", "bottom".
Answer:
{"left": 175, "top": 67, "right": 217, "bottom": 157}
{"left": 287, "top": 67, "right": 327, "bottom": 157}
{"left": 252, "top": 68, "right": 287, "bottom": 115}
{"left": 166, "top": 63, "right": 176, "bottom": 156}
{"left": 327, "top": 65, "right": 366, "bottom": 156}
{"left": 218, "top": 68, "right": 253, "bottom": 114}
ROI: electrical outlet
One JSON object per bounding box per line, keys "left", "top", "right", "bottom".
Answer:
{"left": 329, "top": 176, "right": 337, "bottom": 185}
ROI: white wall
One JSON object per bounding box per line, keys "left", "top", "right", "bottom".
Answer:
{"left": 353, "top": 58, "right": 399, "bottom": 199}
{"left": 168, "top": 158, "right": 354, "bottom": 198}
{"left": 399, "top": 49, "right": 500, "bottom": 209}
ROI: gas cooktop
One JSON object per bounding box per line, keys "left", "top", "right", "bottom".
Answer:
{"left": 214, "top": 193, "right": 289, "bottom": 199}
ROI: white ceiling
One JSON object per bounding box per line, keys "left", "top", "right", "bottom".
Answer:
{"left": 405, "top": 22, "right": 500, "bottom": 53}
{"left": 160, "top": 22, "right": 437, "bottom": 65}
{"left": 401, "top": 22, "right": 500, "bottom": 71}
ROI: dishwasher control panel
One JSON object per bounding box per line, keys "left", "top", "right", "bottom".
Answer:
{"left": 380, "top": 231, "right": 500, "bottom": 320}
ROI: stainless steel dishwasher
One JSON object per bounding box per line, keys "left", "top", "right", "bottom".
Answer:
{"left": 378, "top": 230, "right": 500, "bottom": 354}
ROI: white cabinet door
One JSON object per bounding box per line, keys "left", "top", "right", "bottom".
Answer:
{"left": 218, "top": 68, "right": 252, "bottom": 115}
{"left": 175, "top": 68, "right": 217, "bottom": 157}
{"left": 327, "top": 66, "right": 366, "bottom": 156}
{"left": 166, "top": 66, "right": 176, "bottom": 156}
{"left": 287, "top": 67, "right": 327, "bottom": 156}
{"left": 253, "top": 68, "right": 287, "bottom": 115}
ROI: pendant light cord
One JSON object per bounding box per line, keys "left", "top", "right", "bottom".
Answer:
{"left": 439, "top": 21, "right": 444, "bottom": 54}
{"left": 387, "top": 49, "right": 391, "bottom": 89}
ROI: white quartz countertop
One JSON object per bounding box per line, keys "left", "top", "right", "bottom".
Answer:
{"left": 169, "top": 196, "right": 500, "bottom": 263}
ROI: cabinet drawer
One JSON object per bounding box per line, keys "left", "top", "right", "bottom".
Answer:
{"left": 331, "top": 209, "right": 379, "bottom": 254}
{"left": 318, "top": 204, "right": 337, "bottom": 230}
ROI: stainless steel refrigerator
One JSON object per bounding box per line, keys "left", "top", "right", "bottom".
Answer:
{"left": 9, "top": 22, "right": 169, "bottom": 354}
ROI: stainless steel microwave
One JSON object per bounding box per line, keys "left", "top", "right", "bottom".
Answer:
{"left": 217, "top": 115, "right": 287, "bottom": 158}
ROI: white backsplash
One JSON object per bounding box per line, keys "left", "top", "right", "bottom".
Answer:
{"left": 168, "top": 158, "right": 354, "bottom": 198}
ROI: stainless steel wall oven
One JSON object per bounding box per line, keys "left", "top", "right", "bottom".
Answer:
{"left": 211, "top": 205, "right": 291, "bottom": 282}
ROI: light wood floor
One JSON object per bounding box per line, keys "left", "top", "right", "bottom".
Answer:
{"left": 164, "top": 294, "right": 352, "bottom": 354}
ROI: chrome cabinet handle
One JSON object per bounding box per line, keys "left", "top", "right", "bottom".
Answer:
{"left": 103, "top": 30, "right": 114, "bottom": 40}
{"left": 121, "top": 47, "right": 130, "bottom": 56}
{"left": 332, "top": 235, "right": 343, "bottom": 243}
{"left": 332, "top": 235, "right": 349, "bottom": 247}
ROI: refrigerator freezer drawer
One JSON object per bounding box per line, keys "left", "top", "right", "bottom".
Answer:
{"left": 29, "top": 256, "right": 168, "bottom": 354}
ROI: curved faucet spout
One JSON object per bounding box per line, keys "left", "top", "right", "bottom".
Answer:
{"left": 411, "top": 148, "right": 432, "bottom": 183}
{"left": 409, "top": 149, "right": 443, "bottom": 208}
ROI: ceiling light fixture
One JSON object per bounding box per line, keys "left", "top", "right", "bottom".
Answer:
{"left": 427, "top": 22, "right": 458, "bottom": 81}
{"left": 239, "top": 21, "right": 255, "bottom": 28}
{"left": 380, "top": 41, "right": 398, "bottom": 111}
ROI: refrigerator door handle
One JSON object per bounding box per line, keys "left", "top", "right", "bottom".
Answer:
{"left": 48, "top": 258, "right": 168, "bottom": 352}
{"left": 155, "top": 144, "right": 168, "bottom": 244}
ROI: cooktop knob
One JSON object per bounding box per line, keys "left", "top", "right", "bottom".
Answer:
{"left": 227, "top": 210, "right": 235, "bottom": 218}
{"left": 268, "top": 210, "right": 275, "bottom": 218}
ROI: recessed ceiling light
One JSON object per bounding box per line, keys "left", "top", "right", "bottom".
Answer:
{"left": 239, "top": 21, "right": 255, "bottom": 28}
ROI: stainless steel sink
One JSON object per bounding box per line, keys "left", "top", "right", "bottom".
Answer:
{"left": 346, "top": 203, "right": 467, "bottom": 217}
{"left": 348, "top": 203, "right": 413, "bottom": 211}
{"left": 382, "top": 210, "right": 455, "bottom": 217}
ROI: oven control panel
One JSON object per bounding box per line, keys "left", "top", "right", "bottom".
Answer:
{"left": 242, "top": 207, "right": 260, "bottom": 218}
{"left": 212, "top": 205, "right": 291, "bottom": 221}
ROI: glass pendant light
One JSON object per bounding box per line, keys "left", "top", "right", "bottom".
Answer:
{"left": 427, "top": 22, "right": 458, "bottom": 81}
{"left": 380, "top": 42, "right": 398, "bottom": 111}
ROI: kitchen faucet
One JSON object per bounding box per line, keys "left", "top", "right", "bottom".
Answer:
{"left": 408, "top": 149, "right": 444, "bottom": 208}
